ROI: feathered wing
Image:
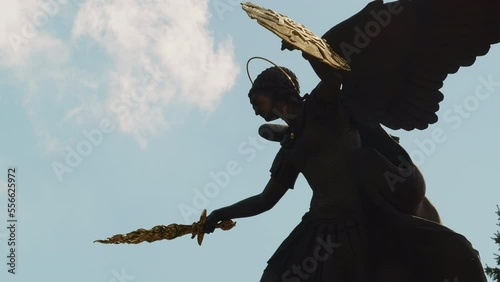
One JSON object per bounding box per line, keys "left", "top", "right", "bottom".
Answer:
{"left": 322, "top": 0, "right": 500, "bottom": 130}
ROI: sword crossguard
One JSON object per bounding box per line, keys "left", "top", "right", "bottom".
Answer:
{"left": 191, "top": 209, "right": 207, "bottom": 245}
{"left": 192, "top": 209, "right": 236, "bottom": 246}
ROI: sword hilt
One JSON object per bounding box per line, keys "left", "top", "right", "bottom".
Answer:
{"left": 192, "top": 209, "right": 236, "bottom": 245}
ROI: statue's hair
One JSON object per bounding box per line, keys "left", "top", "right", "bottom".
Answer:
{"left": 248, "top": 66, "right": 302, "bottom": 100}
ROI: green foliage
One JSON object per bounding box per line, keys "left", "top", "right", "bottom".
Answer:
{"left": 485, "top": 206, "right": 500, "bottom": 282}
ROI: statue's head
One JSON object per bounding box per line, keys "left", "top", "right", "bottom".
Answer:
{"left": 248, "top": 66, "right": 302, "bottom": 121}
{"left": 248, "top": 66, "right": 300, "bottom": 99}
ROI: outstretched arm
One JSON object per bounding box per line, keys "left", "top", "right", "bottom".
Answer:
{"left": 203, "top": 178, "right": 289, "bottom": 233}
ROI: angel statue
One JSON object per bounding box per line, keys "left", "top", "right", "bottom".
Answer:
{"left": 202, "top": 0, "right": 499, "bottom": 281}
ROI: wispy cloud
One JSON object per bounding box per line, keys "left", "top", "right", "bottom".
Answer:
{"left": 1, "top": 0, "right": 239, "bottom": 151}
{"left": 72, "top": 0, "right": 239, "bottom": 148}
{"left": 0, "top": 1, "right": 90, "bottom": 154}
{"left": 0, "top": 1, "right": 71, "bottom": 67}
{"left": 0, "top": 1, "right": 38, "bottom": 65}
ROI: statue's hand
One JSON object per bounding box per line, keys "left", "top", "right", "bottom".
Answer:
{"left": 281, "top": 39, "right": 296, "bottom": 51}
{"left": 280, "top": 39, "right": 319, "bottom": 64}
{"left": 203, "top": 210, "right": 220, "bottom": 234}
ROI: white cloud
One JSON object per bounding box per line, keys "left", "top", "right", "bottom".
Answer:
{"left": 72, "top": 0, "right": 239, "bottom": 148}
{"left": 0, "top": 0, "right": 238, "bottom": 151}
{"left": 0, "top": 0, "right": 72, "bottom": 67}
{"left": 0, "top": 1, "right": 80, "bottom": 154}
{"left": 0, "top": 1, "right": 36, "bottom": 65}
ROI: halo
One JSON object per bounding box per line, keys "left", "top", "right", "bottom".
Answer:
{"left": 246, "top": 56, "right": 299, "bottom": 94}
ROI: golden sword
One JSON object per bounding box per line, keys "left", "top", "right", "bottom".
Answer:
{"left": 94, "top": 209, "right": 236, "bottom": 246}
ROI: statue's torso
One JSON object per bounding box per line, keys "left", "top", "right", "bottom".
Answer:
{"left": 284, "top": 96, "right": 363, "bottom": 218}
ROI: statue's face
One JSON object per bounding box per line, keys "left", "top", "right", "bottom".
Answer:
{"left": 249, "top": 90, "right": 279, "bottom": 122}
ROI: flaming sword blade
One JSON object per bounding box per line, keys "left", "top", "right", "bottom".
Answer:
{"left": 94, "top": 209, "right": 236, "bottom": 246}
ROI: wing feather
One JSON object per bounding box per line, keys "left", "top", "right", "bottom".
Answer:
{"left": 323, "top": 0, "right": 500, "bottom": 130}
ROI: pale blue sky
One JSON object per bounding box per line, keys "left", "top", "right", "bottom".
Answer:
{"left": 0, "top": 1, "right": 499, "bottom": 282}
